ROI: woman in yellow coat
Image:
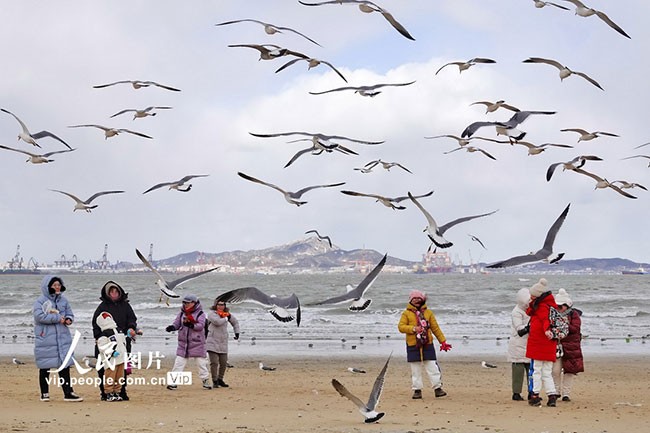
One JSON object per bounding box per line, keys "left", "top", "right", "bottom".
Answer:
{"left": 398, "top": 290, "right": 452, "bottom": 399}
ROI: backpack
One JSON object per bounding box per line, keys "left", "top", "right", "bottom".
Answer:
{"left": 548, "top": 306, "right": 569, "bottom": 340}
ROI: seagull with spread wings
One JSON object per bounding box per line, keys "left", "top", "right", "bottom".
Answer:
{"left": 68, "top": 124, "right": 152, "bottom": 140}
{"left": 546, "top": 155, "right": 603, "bottom": 181}
{"left": 435, "top": 57, "right": 496, "bottom": 75}
{"left": 514, "top": 141, "right": 573, "bottom": 156}
{"left": 227, "top": 43, "right": 308, "bottom": 61}
{"left": 621, "top": 154, "right": 650, "bottom": 167}
{"left": 93, "top": 80, "right": 181, "bottom": 91}
{"left": 342, "top": 190, "right": 433, "bottom": 210}
{"left": 444, "top": 145, "right": 497, "bottom": 160}
{"left": 424, "top": 134, "right": 509, "bottom": 147}
{"left": 50, "top": 189, "right": 125, "bottom": 212}
{"left": 331, "top": 353, "right": 391, "bottom": 423}
{"left": 110, "top": 106, "right": 172, "bottom": 120}
{"left": 215, "top": 19, "right": 321, "bottom": 46}
{"left": 461, "top": 110, "right": 556, "bottom": 141}
{"left": 486, "top": 204, "right": 571, "bottom": 268}
{"left": 0, "top": 144, "right": 75, "bottom": 164}
{"left": 299, "top": 0, "right": 414, "bottom": 41}
{"left": 309, "top": 81, "right": 415, "bottom": 97}
{"left": 523, "top": 57, "right": 603, "bottom": 90}
{"left": 309, "top": 254, "right": 387, "bottom": 311}
{"left": 560, "top": 128, "right": 619, "bottom": 142}
{"left": 572, "top": 168, "right": 638, "bottom": 199}
{"left": 275, "top": 57, "right": 348, "bottom": 82}
{"left": 215, "top": 287, "right": 301, "bottom": 326}
{"left": 238, "top": 172, "right": 344, "bottom": 206}
{"left": 305, "top": 230, "right": 333, "bottom": 248}
{"left": 135, "top": 248, "right": 220, "bottom": 302}
{"left": 363, "top": 159, "right": 413, "bottom": 173}
{"left": 143, "top": 175, "right": 209, "bottom": 194}
{"left": 561, "top": 0, "right": 630, "bottom": 38}
{"left": 1, "top": 108, "right": 72, "bottom": 149}
{"left": 470, "top": 100, "right": 520, "bottom": 114}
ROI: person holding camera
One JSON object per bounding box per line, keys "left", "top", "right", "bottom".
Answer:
{"left": 507, "top": 287, "right": 531, "bottom": 401}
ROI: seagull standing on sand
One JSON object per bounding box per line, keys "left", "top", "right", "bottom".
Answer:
{"left": 12, "top": 358, "right": 26, "bottom": 365}
{"left": 238, "top": 172, "right": 344, "bottom": 206}
{"left": 50, "top": 189, "right": 125, "bottom": 212}
{"left": 435, "top": 58, "right": 496, "bottom": 75}
{"left": 1, "top": 108, "right": 72, "bottom": 149}
{"left": 305, "top": 230, "right": 333, "bottom": 248}
{"left": 546, "top": 155, "right": 603, "bottom": 181}
{"left": 309, "top": 81, "right": 415, "bottom": 97}
{"left": 216, "top": 287, "right": 301, "bottom": 326}
{"left": 308, "top": 254, "right": 387, "bottom": 311}
{"left": 486, "top": 204, "right": 571, "bottom": 268}
{"left": 259, "top": 362, "right": 277, "bottom": 371}
{"left": 93, "top": 80, "right": 181, "bottom": 91}
{"left": 110, "top": 106, "right": 172, "bottom": 120}
{"left": 561, "top": 0, "right": 630, "bottom": 38}
{"left": 522, "top": 57, "right": 604, "bottom": 90}
{"left": 135, "top": 248, "right": 220, "bottom": 301}
{"left": 341, "top": 190, "right": 433, "bottom": 211}
{"left": 560, "top": 128, "right": 619, "bottom": 142}
{"left": 143, "top": 175, "right": 209, "bottom": 194}
{"left": 331, "top": 353, "right": 391, "bottom": 423}
{"left": 215, "top": 19, "right": 321, "bottom": 46}
{"left": 68, "top": 124, "right": 152, "bottom": 140}
{"left": 0, "top": 145, "right": 75, "bottom": 164}
{"left": 348, "top": 367, "right": 367, "bottom": 374}
{"left": 481, "top": 361, "right": 497, "bottom": 368}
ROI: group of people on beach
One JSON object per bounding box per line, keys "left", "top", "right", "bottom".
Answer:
{"left": 33, "top": 274, "right": 582, "bottom": 405}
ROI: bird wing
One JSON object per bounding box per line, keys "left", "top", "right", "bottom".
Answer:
{"left": 294, "top": 182, "right": 346, "bottom": 197}
{"left": 573, "top": 167, "right": 604, "bottom": 182}
{"left": 92, "top": 80, "right": 132, "bottom": 89}
{"left": 50, "top": 189, "right": 83, "bottom": 204}
{"left": 42, "top": 148, "right": 76, "bottom": 157}
{"left": 622, "top": 154, "right": 650, "bottom": 161}
{"left": 68, "top": 124, "right": 108, "bottom": 131}
{"left": 284, "top": 147, "right": 314, "bottom": 168}
{"left": 145, "top": 81, "right": 181, "bottom": 92}
{"left": 178, "top": 174, "right": 209, "bottom": 183}
{"left": 560, "top": 128, "right": 589, "bottom": 135}
{"left": 546, "top": 162, "right": 563, "bottom": 181}
{"left": 167, "top": 266, "right": 220, "bottom": 290}
{"left": 309, "top": 86, "right": 357, "bottom": 95}
{"left": 313, "top": 254, "right": 386, "bottom": 305}
{"left": 539, "top": 142, "right": 574, "bottom": 149}
{"left": 29, "top": 131, "right": 72, "bottom": 149}
{"left": 1, "top": 108, "right": 30, "bottom": 134}
{"left": 391, "top": 190, "right": 434, "bottom": 203}
{"left": 547, "top": 2, "right": 570, "bottom": 10}
{"left": 507, "top": 110, "right": 556, "bottom": 127}
{"left": 216, "top": 287, "right": 301, "bottom": 309}
{"left": 341, "top": 190, "right": 384, "bottom": 200}
{"left": 486, "top": 252, "right": 540, "bottom": 268}
{"left": 461, "top": 121, "right": 499, "bottom": 138}
{"left": 143, "top": 181, "right": 175, "bottom": 194}
{"left": 595, "top": 131, "right": 619, "bottom": 137}
{"left": 438, "top": 210, "right": 498, "bottom": 235}
{"left": 276, "top": 25, "right": 322, "bottom": 46}
{"left": 320, "top": 60, "right": 348, "bottom": 82}
{"left": 468, "top": 234, "right": 487, "bottom": 249}
{"left": 135, "top": 248, "right": 168, "bottom": 286}
{"left": 435, "top": 62, "right": 457, "bottom": 75}
{"left": 0, "top": 144, "right": 33, "bottom": 156}
{"left": 541, "top": 203, "right": 570, "bottom": 252}
{"left": 500, "top": 103, "right": 520, "bottom": 112}
{"left": 470, "top": 101, "right": 491, "bottom": 107}
{"left": 378, "top": 9, "right": 415, "bottom": 40}
{"left": 110, "top": 109, "right": 135, "bottom": 118}
{"left": 522, "top": 57, "right": 564, "bottom": 70}
{"left": 275, "top": 57, "right": 304, "bottom": 73}
{"left": 408, "top": 191, "right": 437, "bottom": 227}
{"left": 238, "top": 172, "right": 288, "bottom": 195}
{"left": 119, "top": 129, "right": 153, "bottom": 139}
{"left": 475, "top": 147, "right": 497, "bottom": 160}
{"left": 573, "top": 71, "right": 604, "bottom": 90}
{"left": 332, "top": 379, "right": 368, "bottom": 411}
{"left": 595, "top": 10, "right": 630, "bottom": 39}
{"left": 607, "top": 184, "right": 638, "bottom": 199}
{"left": 469, "top": 57, "right": 496, "bottom": 64}
{"left": 366, "top": 353, "right": 391, "bottom": 411}
{"left": 85, "top": 190, "right": 125, "bottom": 204}
{"left": 394, "top": 163, "right": 413, "bottom": 173}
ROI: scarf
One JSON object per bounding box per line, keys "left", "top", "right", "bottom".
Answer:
{"left": 183, "top": 306, "right": 197, "bottom": 324}
{"left": 415, "top": 309, "right": 430, "bottom": 348}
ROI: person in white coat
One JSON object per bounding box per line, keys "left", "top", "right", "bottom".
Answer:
{"left": 507, "top": 288, "right": 531, "bottom": 401}
{"left": 206, "top": 299, "right": 240, "bottom": 388}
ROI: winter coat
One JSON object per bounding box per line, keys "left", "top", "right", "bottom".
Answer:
{"left": 169, "top": 301, "right": 207, "bottom": 358}
{"left": 398, "top": 302, "right": 446, "bottom": 362}
{"left": 96, "top": 312, "right": 127, "bottom": 366}
{"left": 507, "top": 288, "right": 531, "bottom": 363}
{"left": 206, "top": 310, "right": 240, "bottom": 354}
{"left": 560, "top": 308, "right": 584, "bottom": 374}
{"left": 33, "top": 275, "right": 75, "bottom": 369}
{"left": 92, "top": 281, "right": 138, "bottom": 340}
{"left": 525, "top": 291, "right": 559, "bottom": 362}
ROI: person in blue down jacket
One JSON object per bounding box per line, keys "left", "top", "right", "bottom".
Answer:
{"left": 33, "top": 275, "right": 83, "bottom": 402}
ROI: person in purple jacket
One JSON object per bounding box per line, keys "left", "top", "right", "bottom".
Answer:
{"left": 165, "top": 294, "right": 212, "bottom": 390}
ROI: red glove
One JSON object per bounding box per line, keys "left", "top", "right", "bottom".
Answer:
{"left": 440, "top": 341, "right": 452, "bottom": 352}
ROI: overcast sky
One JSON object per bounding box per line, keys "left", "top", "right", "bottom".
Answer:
{"left": 1, "top": 1, "right": 648, "bottom": 266}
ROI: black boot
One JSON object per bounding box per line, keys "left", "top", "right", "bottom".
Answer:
{"left": 217, "top": 379, "right": 229, "bottom": 388}
{"left": 547, "top": 394, "right": 558, "bottom": 407}
{"left": 512, "top": 393, "right": 524, "bottom": 401}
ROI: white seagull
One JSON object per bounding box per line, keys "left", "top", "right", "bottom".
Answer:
{"left": 0, "top": 144, "right": 75, "bottom": 164}
{"left": 514, "top": 141, "right": 573, "bottom": 156}
{"left": 227, "top": 43, "right": 308, "bottom": 61}
{"left": 341, "top": 190, "right": 433, "bottom": 211}
{"left": 216, "top": 287, "right": 302, "bottom": 326}
{"left": 238, "top": 172, "right": 344, "bottom": 206}
{"left": 461, "top": 110, "right": 556, "bottom": 141}
{"left": 308, "top": 253, "right": 387, "bottom": 311}
{"left": 309, "top": 81, "right": 415, "bottom": 97}
{"left": 348, "top": 367, "right": 367, "bottom": 374}
{"left": 546, "top": 155, "right": 603, "bottom": 181}
{"left": 12, "top": 358, "right": 26, "bottom": 365}
{"left": 1, "top": 108, "right": 72, "bottom": 149}
{"left": 363, "top": 159, "right": 413, "bottom": 173}
{"left": 110, "top": 106, "right": 172, "bottom": 120}
{"left": 427, "top": 209, "right": 499, "bottom": 253}
{"left": 572, "top": 168, "right": 638, "bottom": 199}
{"left": 408, "top": 192, "right": 452, "bottom": 249}
{"left": 305, "top": 230, "right": 333, "bottom": 248}
{"left": 68, "top": 124, "right": 152, "bottom": 140}
{"left": 216, "top": 19, "right": 321, "bottom": 46}
{"left": 532, "top": 0, "right": 569, "bottom": 10}
{"left": 470, "top": 100, "right": 520, "bottom": 114}
{"left": 299, "top": 0, "right": 415, "bottom": 41}
{"left": 143, "top": 175, "right": 209, "bottom": 194}
{"left": 93, "top": 80, "right": 181, "bottom": 91}
{"left": 424, "top": 134, "right": 509, "bottom": 147}
{"left": 481, "top": 361, "right": 497, "bottom": 369}
{"left": 611, "top": 180, "right": 647, "bottom": 191}
{"left": 468, "top": 234, "right": 487, "bottom": 250}
{"left": 444, "top": 145, "right": 496, "bottom": 160}
{"left": 523, "top": 57, "right": 603, "bottom": 90}
{"left": 259, "top": 362, "right": 277, "bottom": 371}
{"left": 561, "top": 0, "right": 630, "bottom": 38}
{"left": 50, "top": 189, "right": 125, "bottom": 212}
{"left": 275, "top": 57, "right": 348, "bottom": 82}
{"left": 331, "top": 353, "right": 391, "bottom": 423}
{"left": 560, "top": 128, "right": 619, "bottom": 142}
{"left": 435, "top": 57, "right": 496, "bottom": 75}
{"left": 135, "top": 248, "right": 220, "bottom": 300}
{"left": 486, "top": 203, "right": 571, "bottom": 268}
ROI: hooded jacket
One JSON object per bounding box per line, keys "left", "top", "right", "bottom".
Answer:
{"left": 398, "top": 302, "right": 446, "bottom": 362}
{"left": 92, "top": 281, "right": 138, "bottom": 340}
{"left": 507, "top": 288, "right": 531, "bottom": 363}
{"left": 169, "top": 300, "right": 207, "bottom": 358}
{"left": 33, "top": 275, "right": 75, "bottom": 369}
{"left": 206, "top": 309, "right": 240, "bottom": 354}
{"left": 560, "top": 308, "right": 584, "bottom": 374}
{"left": 525, "top": 291, "right": 559, "bottom": 362}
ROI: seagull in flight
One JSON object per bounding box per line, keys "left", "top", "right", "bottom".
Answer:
{"left": 611, "top": 180, "right": 647, "bottom": 191}
{"left": 68, "top": 124, "right": 152, "bottom": 140}
{"left": 561, "top": 0, "right": 630, "bottom": 38}
{"left": 523, "top": 57, "right": 603, "bottom": 90}
{"left": 227, "top": 43, "right": 308, "bottom": 61}
{"left": 486, "top": 204, "right": 571, "bottom": 268}
{"left": 299, "top": 0, "right": 415, "bottom": 41}
{"left": 621, "top": 154, "right": 650, "bottom": 167}
{"left": 470, "top": 100, "right": 520, "bottom": 114}
{"left": 435, "top": 58, "right": 496, "bottom": 75}
{"left": 1, "top": 108, "right": 72, "bottom": 149}
{"left": 215, "top": 19, "right": 321, "bottom": 46}
{"left": 143, "top": 175, "right": 209, "bottom": 194}
{"left": 309, "top": 81, "right": 415, "bottom": 97}
{"left": 461, "top": 110, "right": 556, "bottom": 141}
{"left": 305, "top": 230, "right": 333, "bottom": 248}
{"left": 546, "top": 154, "right": 603, "bottom": 181}
{"left": 560, "top": 128, "right": 619, "bottom": 142}
{"left": 308, "top": 253, "right": 387, "bottom": 311}
{"left": 50, "top": 189, "right": 124, "bottom": 212}
{"left": 428, "top": 209, "right": 498, "bottom": 252}
{"left": 135, "top": 248, "right": 220, "bottom": 301}
{"left": 514, "top": 141, "right": 573, "bottom": 156}
{"left": 216, "top": 287, "right": 301, "bottom": 326}
{"left": 362, "top": 159, "right": 413, "bottom": 173}
{"left": 408, "top": 192, "right": 452, "bottom": 249}
{"left": 249, "top": 131, "right": 384, "bottom": 146}
{"left": 331, "top": 353, "right": 391, "bottom": 423}
{"left": 275, "top": 57, "right": 348, "bottom": 82}
{"left": 468, "top": 234, "right": 487, "bottom": 250}
{"left": 238, "top": 172, "right": 344, "bottom": 206}
{"left": 93, "top": 80, "right": 181, "bottom": 91}
{"left": 572, "top": 168, "right": 638, "bottom": 199}
{"left": 424, "top": 134, "right": 509, "bottom": 147}
{"left": 341, "top": 190, "right": 433, "bottom": 210}
{"left": 110, "top": 106, "right": 172, "bottom": 120}
{"left": 532, "top": 0, "right": 569, "bottom": 10}
{"left": 0, "top": 144, "right": 75, "bottom": 164}
{"left": 444, "top": 145, "right": 496, "bottom": 160}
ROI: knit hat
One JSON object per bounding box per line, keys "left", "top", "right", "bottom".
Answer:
{"left": 182, "top": 294, "right": 199, "bottom": 303}
{"left": 529, "top": 278, "right": 548, "bottom": 297}
{"left": 555, "top": 288, "right": 573, "bottom": 307}
{"left": 409, "top": 289, "right": 427, "bottom": 302}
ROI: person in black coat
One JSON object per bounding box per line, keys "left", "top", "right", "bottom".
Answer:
{"left": 92, "top": 281, "right": 139, "bottom": 401}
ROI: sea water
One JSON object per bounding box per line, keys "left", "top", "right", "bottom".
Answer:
{"left": 1, "top": 273, "right": 648, "bottom": 359}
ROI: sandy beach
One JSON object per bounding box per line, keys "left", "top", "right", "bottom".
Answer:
{"left": 1, "top": 353, "right": 647, "bottom": 433}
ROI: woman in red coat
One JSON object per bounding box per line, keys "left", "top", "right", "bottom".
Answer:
{"left": 525, "top": 278, "right": 559, "bottom": 407}
{"left": 552, "top": 288, "right": 584, "bottom": 402}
